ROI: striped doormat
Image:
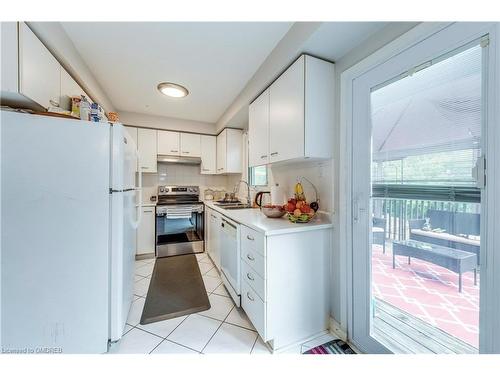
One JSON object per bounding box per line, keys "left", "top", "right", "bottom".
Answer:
{"left": 304, "top": 339, "right": 356, "bottom": 354}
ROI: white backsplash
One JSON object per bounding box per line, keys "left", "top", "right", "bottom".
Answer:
{"left": 139, "top": 163, "right": 240, "bottom": 203}
{"left": 266, "top": 160, "right": 333, "bottom": 214}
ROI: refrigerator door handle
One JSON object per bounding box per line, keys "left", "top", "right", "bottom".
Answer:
{"left": 131, "top": 149, "right": 143, "bottom": 229}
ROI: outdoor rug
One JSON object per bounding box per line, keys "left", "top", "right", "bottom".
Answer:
{"left": 304, "top": 339, "right": 356, "bottom": 354}
{"left": 140, "top": 254, "right": 210, "bottom": 325}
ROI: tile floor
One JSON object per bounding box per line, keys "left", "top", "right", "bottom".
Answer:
{"left": 108, "top": 253, "right": 337, "bottom": 354}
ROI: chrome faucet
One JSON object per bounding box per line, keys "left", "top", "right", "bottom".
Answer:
{"left": 234, "top": 180, "right": 252, "bottom": 206}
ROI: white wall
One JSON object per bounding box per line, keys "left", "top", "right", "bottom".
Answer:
{"left": 330, "top": 22, "right": 420, "bottom": 328}
{"left": 26, "top": 22, "right": 115, "bottom": 113}
{"left": 119, "top": 111, "right": 217, "bottom": 134}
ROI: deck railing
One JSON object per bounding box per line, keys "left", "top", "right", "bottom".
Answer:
{"left": 372, "top": 198, "right": 480, "bottom": 241}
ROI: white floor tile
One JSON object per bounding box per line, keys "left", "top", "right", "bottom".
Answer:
{"left": 203, "top": 323, "right": 258, "bottom": 354}
{"left": 138, "top": 315, "right": 188, "bottom": 338}
{"left": 212, "top": 283, "right": 230, "bottom": 297}
{"left": 124, "top": 324, "right": 135, "bottom": 335}
{"left": 126, "top": 297, "right": 145, "bottom": 326}
{"left": 168, "top": 314, "right": 221, "bottom": 352}
{"left": 205, "top": 267, "right": 220, "bottom": 278}
{"left": 198, "top": 294, "right": 234, "bottom": 321}
{"left": 151, "top": 340, "right": 199, "bottom": 354}
{"left": 108, "top": 328, "right": 162, "bottom": 354}
{"left": 202, "top": 275, "right": 222, "bottom": 293}
{"left": 195, "top": 253, "right": 208, "bottom": 261}
{"left": 198, "top": 256, "right": 213, "bottom": 265}
{"left": 225, "top": 306, "right": 255, "bottom": 331}
{"left": 135, "top": 262, "right": 155, "bottom": 277}
{"left": 198, "top": 262, "right": 214, "bottom": 275}
{"left": 134, "top": 277, "right": 151, "bottom": 297}
{"left": 251, "top": 337, "right": 271, "bottom": 354}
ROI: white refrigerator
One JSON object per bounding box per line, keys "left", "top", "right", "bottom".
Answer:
{"left": 0, "top": 110, "right": 142, "bottom": 353}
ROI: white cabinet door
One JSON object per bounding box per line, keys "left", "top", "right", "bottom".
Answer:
{"left": 180, "top": 133, "right": 201, "bottom": 157}
{"left": 18, "top": 23, "right": 61, "bottom": 110}
{"left": 208, "top": 209, "right": 221, "bottom": 270}
{"left": 157, "top": 130, "right": 180, "bottom": 156}
{"left": 138, "top": 128, "right": 157, "bottom": 173}
{"left": 216, "top": 130, "right": 227, "bottom": 174}
{"left": 249, "top": 89, "right": 270, "bottom": 167}
{"left": 269, "top": 56, "right": 305, "bottom": 163}
{"left": 60, "top": 68, "right": 86, "bottom": 111}
{"left": 225, "top": 129, "right": 243, "bottom": 173}
{"left": 1, "top": 22, "right": 18, "bottom": 95}
{"left": 137, "top": 207, "right": 155, "bottom": 255}
{"left": 200, "top": 135, "right": 216, "bottom": 174}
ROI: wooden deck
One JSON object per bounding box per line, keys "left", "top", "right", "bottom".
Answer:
{"left": 372, "top": 298, "right": 478, "bottom": 354}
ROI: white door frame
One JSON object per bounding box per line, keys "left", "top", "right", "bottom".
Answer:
{"left": 339, "top": 22, "right": 500, "bottom": 353}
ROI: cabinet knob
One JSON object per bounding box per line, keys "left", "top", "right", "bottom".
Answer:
{"left": 246, "top": 272, "right": 254, "bottom": 281}
{"left": 246, "top": 254, "right": 255, "bottom": 261}
{"left": 246, "top": 292, "right": 254, "bottom": 302}
{"left": 246, "top": 235, "right": 254, "bottom": 241}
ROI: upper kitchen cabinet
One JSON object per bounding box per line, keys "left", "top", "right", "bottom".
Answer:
{"left": 1, "top": 22, "right": 61, "bottom": 111}
{"left": 138, "top": 128, "right": 157, "bottom": 173}
{"left": 180, "top": 133, "right": 201, "bottom": 157}
{"left": 250, "top": 54, "right": 334, "bottom": 165}
{"left": 60, "top": 69, "right": 92, "bottom": 111}
{"left": 200, "top": 135, "right": 217, "bottom": 174}
{"left": 248, "top": 89, "right": 270, "bottom": 167}
{"left": 157, "top": 130, "right": 180, "bottom": 156}
{"left": 217, "top": 128, "right": 243, "bottom": 174}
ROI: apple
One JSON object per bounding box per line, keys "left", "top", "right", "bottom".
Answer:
{"left": 293, "top": 209, "right": 302, "bottom": 217}
{"left": 301, "top": 204, "right": 312, "bottom": 214}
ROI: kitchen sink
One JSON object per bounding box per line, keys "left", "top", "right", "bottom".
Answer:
{"left": 214, "top": 202, "right": 253, "bottom": 210}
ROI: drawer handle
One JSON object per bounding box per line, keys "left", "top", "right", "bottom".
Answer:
{"left": 246, "top": 254, "right": 255, "bottom": 261}
{"left": 270, "top": 152, "right": 278, "bottom": 156}
{"left": 260, "top": 155, "right": 267, "bottom": 159}
{"left": 143, "top": 210, "right": 153, "bottom": 213}
{"left": 182, "top": 151, "right": 190, "bottom": 154}
{"left": 246, "top": 272, "right": 254, "bottom": 281}
{"left": 246, "top": 235, "right": 254, "bottom": 241}
{"left": 247, "top": 292, "right": 254, "bottom": 301}
{"left": 171, "top": 150, "right": 178, "bottom": 152}
{"left": 141, "top": 166, "right": 148, "bottom": 169}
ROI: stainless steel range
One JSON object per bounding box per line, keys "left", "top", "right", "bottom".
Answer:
{"left": 155, "top": 185, "right": 204, "bottom": 258}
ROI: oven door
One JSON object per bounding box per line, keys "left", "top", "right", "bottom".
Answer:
{"left": 156, "top": 204, "right": 204, "bottom": 258}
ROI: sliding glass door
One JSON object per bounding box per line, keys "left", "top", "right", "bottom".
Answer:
{"left": 351, "top": 25, "right": 491, "bottom": 353}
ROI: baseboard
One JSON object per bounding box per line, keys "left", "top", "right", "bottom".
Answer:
{"left": 135, "top": 253, "right": 155, "bottom": 261}
{"left": 329, "top": 316, "right": 347, "bottom": 341}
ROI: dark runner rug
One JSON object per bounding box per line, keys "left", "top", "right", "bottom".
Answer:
{"left": 304, "top": 339, "right": 356, "bottom": 354}
{"left": 140, "top": 254, "right": 210, "bottom": 325}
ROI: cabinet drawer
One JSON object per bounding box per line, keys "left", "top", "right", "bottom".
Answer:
{"left": 241, "top": 246, "right": 265, "bottom": 279}
{"left": 241, "top": 226, "right": 265, "bottom": 257}
{"left": 241, "top": 280, "right": 266, "bottom": 340}
{"left": 241, "top": 260, "right": 265, "bottom": 301}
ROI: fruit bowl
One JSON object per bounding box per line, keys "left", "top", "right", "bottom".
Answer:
{"left": 286, "top": 212, "right": 315, "bottom": 223}
{"left": 261, "top": 205, "right": 286, "bottom": 218}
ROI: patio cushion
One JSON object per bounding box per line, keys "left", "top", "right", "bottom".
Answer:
{"left": 411, "top": 229, "right": 480, "bottom": 247}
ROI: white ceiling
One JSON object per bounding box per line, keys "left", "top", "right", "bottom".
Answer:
{"left": 61, "top": 22, "right": 292, "bottom": 123}
{"left": 301, "top": 22, "right": 388, "bottom": 61}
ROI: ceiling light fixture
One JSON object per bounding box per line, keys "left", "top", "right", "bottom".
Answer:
{"left": 157, "top": 82, "right": 189, "bottom": 98}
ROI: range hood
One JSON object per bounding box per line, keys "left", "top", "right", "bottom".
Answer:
{"left": 157, "top": 154, "right": 202, "bottom": 165}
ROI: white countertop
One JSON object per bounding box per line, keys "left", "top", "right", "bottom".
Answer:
{"left": 203, "top": 200, "right": 333, "bottom": 236}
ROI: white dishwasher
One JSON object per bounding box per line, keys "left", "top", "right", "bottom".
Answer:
{"left": 219, "top": 216, "right": 241, "bottom": 306}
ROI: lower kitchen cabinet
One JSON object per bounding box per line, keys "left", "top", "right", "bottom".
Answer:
{"left": 240, "top": 225, "right": 330, "bottom": 352}
{"left": 136, "top": 206, "right": 155, "bottom": 255}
